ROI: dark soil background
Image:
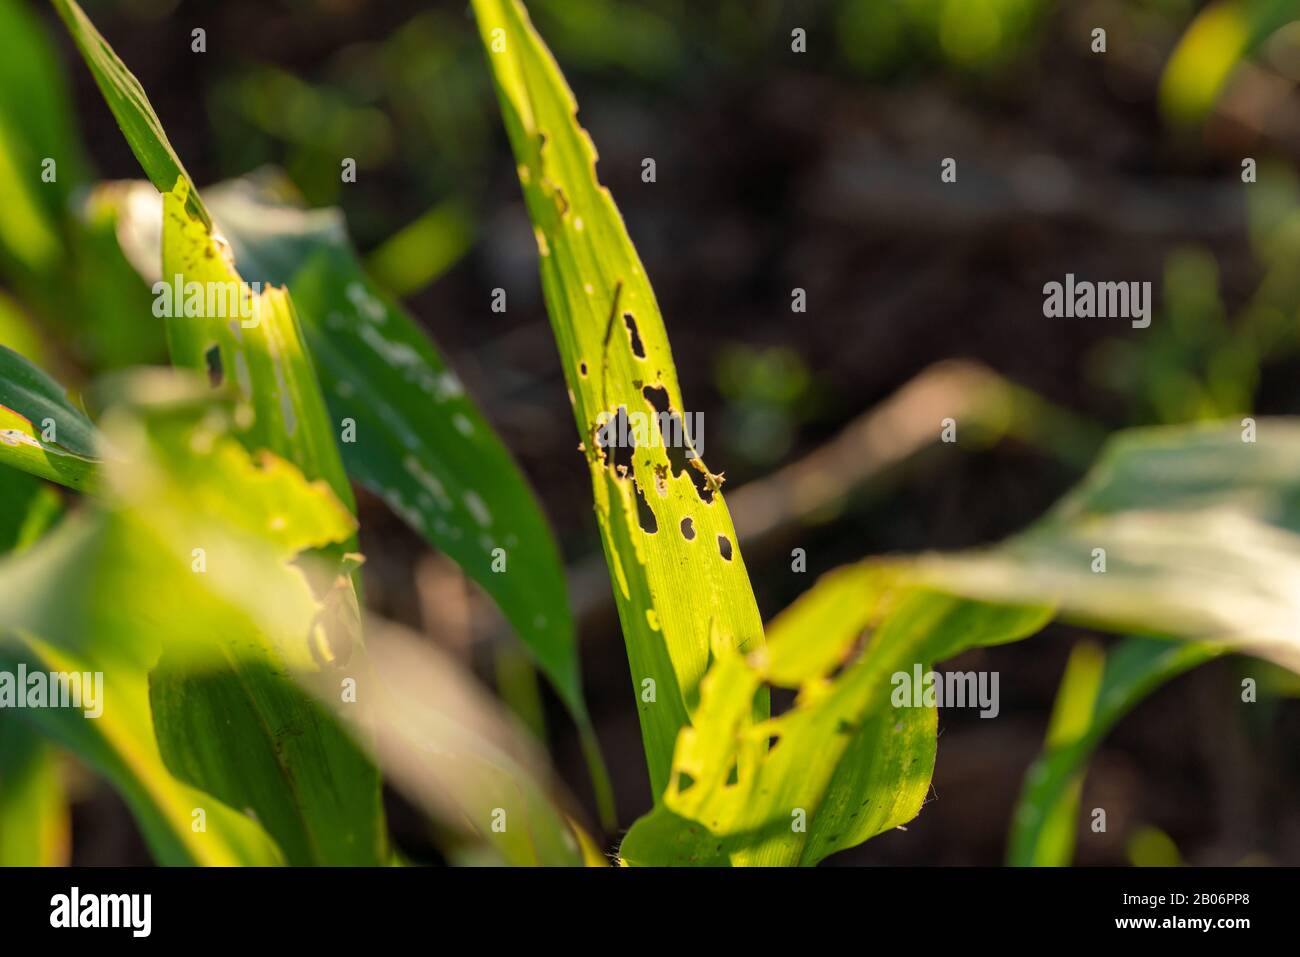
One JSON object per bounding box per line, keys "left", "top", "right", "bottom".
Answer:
{"left": 46, "top": 0, "right": 1300, "bottom": 864}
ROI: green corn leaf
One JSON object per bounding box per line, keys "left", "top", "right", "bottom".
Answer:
{"left": 0, "top": 716, "right": 68, "bottom": 866}
{"left": 0, "top": 0, "right": 86, "bottom": 277}
{"left": 920, "top": 419, "right": 1300, "bottom": 674}
{"left": 619, "top": 564, "right": 1050, "bottom": 865}
{"left": 2, "top": 376, "right": 588, "bottom": 864}
{"left": 1008, "top": 636, "right": 1221, "bottom": 866}
{"left": 0, "top": 470, "right": 67, "bottom": 867}
{"left": 472, "top": 0, "right": 766, "bottom": 798}
{"left": 0, "top": 510, "right": 286, "bottom": 865}
{"left": 156, "top": 177, "right": 354, "bottom": 512}
{"left": 319, "top": 617, "right": 600, "bottom": 867}
{"left": 109, "top": 388, "right": 386, "bottom": 864}
{"left": 0, "top": 466, "right": 62, "bottom": 554}
{"left": 0, "top": 377, "right": 393, "bottom": 863}
{"left": 49, "top": 0, "right": 209, "bottom": 230}
{"left": 0, "top": 344, "right": 98, "bottom": 491}
{"left": 98, "top": 174, "right": 598, "bottom": 788}
{"left": 1160, "top": 0, "right": 1297, "bottom": 127}
{"left": 0, "top": 629, "right": 286, "bottom": 866}
{"left": 51, "top": 0, "right": 347, "bottom": 506}
{"left": 51, "top": 0, "right": 390, "bottom": 857}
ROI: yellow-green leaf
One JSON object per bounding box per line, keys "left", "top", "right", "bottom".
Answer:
{"left": 0, "top": 344, "right": 98, "bottom": 491}
{"left": 1007, "top": 636, "right": 1220, "bottom": 866}
{"left": 472, "top": 0, "right": 765, "bottom": 797}
{"left": 620, "top": 564, "right": 1049, "bottom": 865}
{"left": 920, "top": 420, "right": 1300, "bottom": 673}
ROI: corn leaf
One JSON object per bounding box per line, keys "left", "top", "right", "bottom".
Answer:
{"left": 51, "top": 0, "right": 347, "bottom": 505}
{"left": 0, "top": 0, "right": 87, "bottom": 277}
{"left": 0, "top": 463, "right": 63, "bottom": 553}
{"left": 0, "top": 509, "right": 286, "bottom": 865}
{"left": 0, "top": 716, "right": 68, "bottom": 865}
{"left": 52, "top": 0, "right": 390, "bottom": 859}
{"left": 1007, "top": 636, "right": 1220, "bottom": 866}
{"left": 920, "top": 420, "right": 1300, "bottom": 674}
{"left": 156, "top": 178, "right": 353, "bottom": 510}
{"left": 49, "top": 0, "right": 208, "bottom": 229}
{"left": 315, "top": 617, "right": 598, "bottom": 866}
{"left": 74, "top": 0, "right": 603, "bottom": 806}
{"left": 0, "top": 344, "right": 98, "bottom": 491}
{"left": 472, "top": 0, "right": 766, "bottom": 797}
{"left": 100, "top": 174, "right": 594, "bottom": 759}
{"left": 1160, "top": 0, "right": 1297, "bottom": 127}
{"left": 0, "top": 377, "right": 395, "bottom": 863}
{"left": 0, "top": 471, "right": 67, "bottom": 867}
{"left": 619, "top": 564, "right": 1050, "bottom": 865}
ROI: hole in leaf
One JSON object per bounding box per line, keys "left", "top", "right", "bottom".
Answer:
{"left": 680, "top": 516, "right": 695, "bottom": 540}
{"left": 595, "top": 406, "right": 636, "bottom": 477}
{"left": 642, "top": 383, "right": 669, "bottom": 415}
{"left": 623, "top": 312, "right": 646, "bottom": 358}
{"left": 204, "top": 344, "right": 223, "bottom": 387}
{"left": 677, "top": 771, "right": 696, "bottom": 793}
{"left": 725, "top": 761, "right": 739, "bottom": 786}
{"left": 635, "top": 480, "right": 658, "bottom": 534}
{"left": 641, "top": 384, "right": 713, "bottom": 502}
{"left": 717, "top": 534, "right": 733, "bottom": 561}
{"left": 579, "top": 360, "right": 588, "bottom": 377}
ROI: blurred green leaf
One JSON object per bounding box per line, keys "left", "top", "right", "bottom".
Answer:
{"left": 0, "top": 716, "right": 68, "bottom": 866}
{"left": 0, "top": 463, "right": 67, "bottom": 867}
{"left": 0, "top": 0, "right": 88, "bottom": 277}
{"left": 922, "top": 420, "right": 1300, "bottom": 673}
{"left": 0, "top": 344, "right": 98, "bottom": 491}
{"left": 0, "top": 376, "right": 395, "bottom": 864}
{"left": 0, "top": 514, "right": 286, "bottom": 865}
{"left": 326, "top": 617, "right": 598, "bottom": 866}
{"left": 1008, "top": 636, "right": 1219, "bottom": 866}
{"left": 51, "top": 0, "right": 393, "bottom": 857}
{"left": 473, "top": 0, "right": 767, "bottom": 799}
{"left": 363, "top": 199, "right": 475, "bottom": 297}
{"left": 99, "top": 173, "right": 608, "bottom": 821}
{"left": 1161, "top": 0, "right": 1297, "bottom": 126}
{"left": 620, "top": 563, "right": 1049, "bottom": 865}
{"left": 0, "top": 467, "right": 62, "bottom": 553}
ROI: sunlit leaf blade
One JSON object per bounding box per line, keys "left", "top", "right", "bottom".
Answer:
{"left": 1008, "top": 637, "right": 1220, "bottom": 866}
{"left": 150, "top": 650, "right": 385, "bottom": 865}
{"left": 1159, "top": 0, "right": 1296, "bottom": 127}
{"left": 100, "top": 173, "right": 590, "bottom": 741}
{"left": 0, "top": 514, "right": 285, "bottom": 865}
{"left": 52, "top": 0, "right": 349, "bottom": 510}
{"left": 0, "top": 344, "right": 98, "bottom": 491}
{"left": 52, "top": 0, "right": 390, "bottom": 857}
{"left": 49, "top": 0, "right": 210, "bottom": 229}
{"left": 0, "top": 716, "right": 68, "bottom": 865}
{"left": 110, "top": 390, "right": 385, "bottom": 864}
{"left": 0, "top": 466, "right": 62, "bottom": 554}
{"left": 0, "top": 476, "right": 68, "bottom": 867}
{"left": 0, "top": 0, "right": 88, "bottom": 276}
{"left": 0, "top": 379, "right": 390, "bottom": 864}
{"left": 619, "top": 564, "right": 1050, "bottom": 865}
{"left": 920, "top": 420, "right": 1300, "bottom": 673}
{"left": 157, "top": 179, "right": 354, "bottom": 509}
{"left": 0, "top": 629, "right": 285, "bottom": 866}
{"left": 308, "top": 617, "right": 598, "bottom": 866}
{"left": 472, "top": 0, "right": 766, "bottom": 797}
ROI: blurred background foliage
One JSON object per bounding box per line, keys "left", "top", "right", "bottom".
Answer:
{"left": 1, "top": 0, "right": 1299, "bottom": 864}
